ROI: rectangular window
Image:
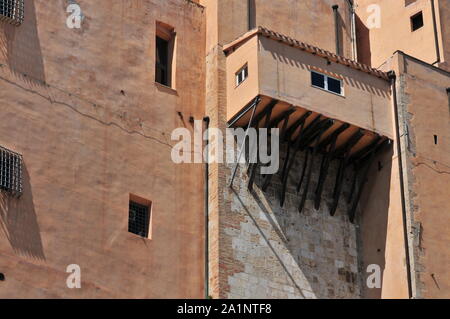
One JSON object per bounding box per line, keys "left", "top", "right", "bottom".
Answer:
{"left": 411, "top": 12, "right": 424, "bottom": 31}
{"left": 128, "top": 200, "right": 150, "bottom": 238}
{"left": 235, "top": 64, "right": 248, "bottom": 87}
{"left": 0, "top": 0, "right": 24, "bottom": 25}
{"left": 311, "top": 71, "right": 343, "bottom": 96}
{"left": 155, "top": 22, "right": 175, "bottom": 88}
{"left": 0, "top": 145, "right": 23, "bottom": 196}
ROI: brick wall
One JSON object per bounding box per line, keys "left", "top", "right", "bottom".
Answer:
{"left": 218, "top": 144, "right": 362, "bottom": 299}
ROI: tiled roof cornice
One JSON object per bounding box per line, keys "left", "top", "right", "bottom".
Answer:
{"left": 223, "top": 26, "right": 389, "bottom": 80}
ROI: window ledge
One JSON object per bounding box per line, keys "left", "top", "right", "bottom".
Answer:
{"left": 311, "top": 85, "right": 345, "bottom": 98}
{"left": 155, "top": 82, "right": 178, "bottom": 95}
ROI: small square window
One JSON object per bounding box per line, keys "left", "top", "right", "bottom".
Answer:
{"left": 311, "top": 72, "right": 325, "bottom": 89}
{"left": 411, "top": 12, "right": 424, "bottom": 31}
{"left": 235, "top": 64, "right": 248, "bottom": 87}
{"left": 128, "top": 200, "right": 150, "bottom": 238}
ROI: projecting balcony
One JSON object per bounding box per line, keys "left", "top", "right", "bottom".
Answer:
{"left": 225, "top": 28, "right": 395, "bottom": 222}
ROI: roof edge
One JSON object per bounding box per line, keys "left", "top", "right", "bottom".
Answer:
{"left": 223, "top": 26, "right": 389, "bottom": 81}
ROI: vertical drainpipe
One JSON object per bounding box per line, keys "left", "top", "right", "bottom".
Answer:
{"left": 388, "top": 71, "right": 413, "bottom": 299}
{"left": 332, "top": 5, "right": 341, "bottom": 56}
{"left": 203, "top": 116, "right": 210, "bottom": 299}
{"left": 347, "top": 0, "right": 358, "bottom": 61}
{"left": 248, "top": 0, "right": 255, "bottom": 30}
{"left": 431, "top": 0, "right": 441, "bottom": 65}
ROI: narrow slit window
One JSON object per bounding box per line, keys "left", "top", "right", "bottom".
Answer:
{"left": 128, "top": 201, "right": 150, "bottom": 238}
{"left": 155, "top": 22, "right": 175, "bottom": 88}
{"left": 411, "top": 12, "right": 424, "bottom": 31}
{"left": 156, "top": 36, "right": 169, "bottom": 86}
{"left": 311, "top": 71, "right": 343, "bottom": 96}
{"left": 235, "top": 64, "right": 248, "bottom": 87}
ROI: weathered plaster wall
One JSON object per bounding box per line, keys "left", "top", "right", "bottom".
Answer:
{"left": 393, "top": 53, "right": 450, "bottom": 298}
{"left": 203, "top": 0, "right": 354, "bottom": 58}
{"left": 256, "top": 36, "right": 393, "bottom": 138}
{"left": 358, "top": 147, "right": 410, "bottom": 299}
{"left": 0, "top": 0, "right": 206, "bottom": 298}
{"left": 223, "top": 145, "right": 362, "bottom": 299}
{"left": 356, "top": 0, "right": 447, "bottom": 69}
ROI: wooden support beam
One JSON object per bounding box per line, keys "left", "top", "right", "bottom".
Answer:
{"left": 298, "top": 126, "right": 328, "bottom": 213}
{"left": 333, "top": 129, "right": 365, "bottom": 159}
{"left": 317, "top": 123, "right": 350, "bottom": 150}
{"left": 329, "top": 130, "right": 365, "bottom": 216}
{"left": 284, "top": 111, "right": 312, "bottom": 142}
{"left": 314, "top": 134, "right": 338, "bottom": 209}
{"left": 268, "top": 107, "right": 296, "bottom": 129}
{"left": 347, "top": 135, "right": 382, "bottom": 166}
{"left": 248, "top": 105, "right": 275, "bottom": 190}
{"left": 314, "top": 123, "right": 349, "bottom": 209}
{"left": 296, "top": 149, "right": 309, "bottom": 193}
{"left": 299, "top": 119, "right": 334, "bottom": 150}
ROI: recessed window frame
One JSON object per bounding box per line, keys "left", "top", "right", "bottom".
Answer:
{"left": 128, "top": 194, "right": 152, "bottom": 239}
{"left": 235, "top": 63, "right": 249, "bottom": 87}
{"left": 410, "top": 11, "right": 424, "bottom": 32}
{"left": 155, "top": 21, "right": 176, "bottom": 89}
{"left": 310, "top": 70, "right": 344, "bottom": 97}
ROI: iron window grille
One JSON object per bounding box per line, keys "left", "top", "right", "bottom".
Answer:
{"left": 128, "top": 201, "right": 150, "bottom": 238}
{"left": 0, "top": 0, "right": 24, "bottom": 26}
{"left": 0, "top": 145, "right": 23, "bottom": 197}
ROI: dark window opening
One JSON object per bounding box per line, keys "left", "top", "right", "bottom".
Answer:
{"left": 311, "top": 71, "right": 343, "bottom": 95}
{"left": 156, "top": 36, "right": 169, "bottom": 86}
{"left": 0, "top": 145, "right": 22, "bottom": 196}
{"left": 155, "top": 22, "right": 175, "bottom": 88}
{"left": 327, "top": 77, "right": 342, "bottom": 95}
{"left": 434, "top": 135, "right": 438, "bottom": 145}
{"left": 235, "top": 64, "right": 248, "bottom": 87}
{"left": 0, "top": 0, "right": 24, "bottom": 25}
{"left": 311, "top": 72, "right": 325, "bottom": 89}
{"left": 128, "top": 201, "right": 150, "bottom": 238}
{"left": 411, "top": 12, "right": 424, "bottom": 31}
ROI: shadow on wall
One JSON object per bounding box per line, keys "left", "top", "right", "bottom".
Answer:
{"left": 357, "top": 148, "right": 392, "bottom": 299}
{"left": 355, "top": 14, "right": 371, "bottom": 67}
{"left": 0, "top": 164, "right": 45, "bottom": 260}
{"left": 227, "top": 143, "right": 391, "bottom": 298}
{"left": 0, "top": 0, "right": 46, "bottom": 85}
{"left": 262, "top": 39, "right": 389, "bottom": 99}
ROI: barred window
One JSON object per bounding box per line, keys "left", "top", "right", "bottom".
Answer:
{"left": 0, "top": 145, "right": 23, "bottom": 196}
{"left": 128, "top": 201, "right": 150, "bottom": 238}
{"left": 0, "top": 0, "right": 24, "bottom": 26}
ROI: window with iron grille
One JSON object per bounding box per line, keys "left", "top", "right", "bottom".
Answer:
{"left": 0, "top": 145, "right": 23, "bottom": 196}
{"left": 0, "top": 0, "right": 24, "bottom": 26}
{"left": 128, "top": 201, "right": 150, "bottom": 238}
